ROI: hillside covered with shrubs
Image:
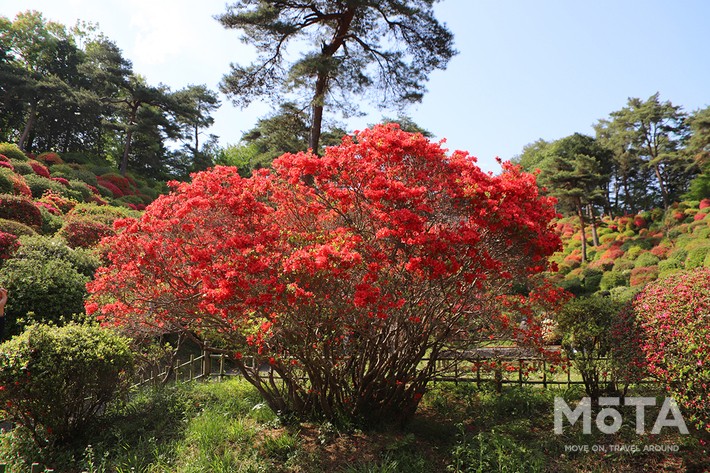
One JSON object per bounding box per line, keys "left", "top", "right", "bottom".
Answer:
{"left": 0, "top": 141, "right": 164, "bottom": 335}
{"left": 548, "top": 198, "right": 710, "bottom": 302}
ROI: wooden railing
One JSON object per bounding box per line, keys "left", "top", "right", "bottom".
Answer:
{"left": 135, "top": 347, "right": 650, "bottom": 390}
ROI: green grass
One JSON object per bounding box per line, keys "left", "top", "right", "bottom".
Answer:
{"left": 1, "top": 379, "right": 708, "bottom": 472}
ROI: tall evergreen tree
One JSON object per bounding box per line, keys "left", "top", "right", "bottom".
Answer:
{"left": 217, "top": 0, "right": 456, "bottom": 152}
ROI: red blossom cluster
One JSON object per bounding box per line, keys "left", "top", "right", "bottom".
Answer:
{"left": 0, "top": 194, "right": 43, "bottom": 228}
{"left": 29, "top": 160, "right": 51, "bottom": 178}
{"left": 0, "top": 230, "right": 19, "bottom": 259}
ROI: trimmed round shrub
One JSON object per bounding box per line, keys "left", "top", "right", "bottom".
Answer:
{"left": 0, "top": 194, "right": 42, "bottom": 228}
{"left": 9, "top": 172, "right": 31, "bottom": 197}
{"left": 0, "top": 167, "right": 14, "bottom": 194}
{"left": 29, "top": 160, "right": 50, "bottom": 178}
{"left": 99, "top": 173, "right": 133, "bottom": 195}
{"left": 629, "top": 266, "right": 658, "bottom": 287}
{"left": 36, "top": 151, "right": 64, "bottom": 165}
{"left": 14, "top": 235, "right": 100, "bottom": 278}
{"left": 39, "top": 190, "right": 77, "bottom": 213}
{"left": 0, "top": 323, "right": 134, "bottom": 445}
{"left": 96, "top": 179, "right": 123, "bottom": 197}
{"left": 581, "top": 266, "right": 603, "bottom": 293}
{"left": 668, "top": 247, "right": 688, "bottom": 263}
{"left": 37, "top": 205, "right": 63, "bottom": 235}
{"left": 685, "top": 244, "right": 710, "bottom": 270}
{"left": 0, "top": 257, "right": 88, "bottom": 329}
{"left": 657, "top": 259, "right": 682, "bottom": 272}
{"left": 73, "top": 168, "right": 98, "bottom": 186}
{"left": 634, "top": 269, "right": 710, "bottom": 431}
{"left": 49, "top": 163, "right": 79, "bottom": 179}
{"left": 68, "top": 179, "right": 93, "bottom": 202}
{"left": 67, "top": 203, "right": 138, "bottom": 226}
{"left": 599, "top": 270, "right": 627, "bottom": 291}
{"left": 59, "top": 218, "right": 115, "bottom": 249}
{"left": 24, "top": 174, "right": 77, "bottom": 199}
{"left": 608, "top": 285, "right": 641, "bottom": 304}
{"left": 0, "top": 218, "right": 37, "bottom": 237}
{"left": 9, "top": 159, "right": 33, "bottom": 175}
{"left": 633, "top": 252, "right": 660, "bottom": 268}
{"left": 612, "top": 258, "right": 634, "bottom": 272}
{"left": 0, "top": 142, "right": 28, "bottom": 161}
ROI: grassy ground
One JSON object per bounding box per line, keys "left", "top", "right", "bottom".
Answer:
{"left": 1, "top": 379, "right": 708, "bottom": 472}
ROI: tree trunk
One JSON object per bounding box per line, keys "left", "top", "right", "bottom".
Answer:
{"left": 18, "top": 100, "right": 38, "bottom": 151}
{"left": 308, "top": 6, "right": 356, "bottom": 155}
{"left": 193, "top": 122, "right": 199, "bottom": 162}
{"left": 309, "top": 72, "right": 327, "bottom": 153}
{"left": 588, "top": 205, "right": 599, "bottom": 247}
{"left": 120, "top": 127, "right": 133, "bottom": 176}
{"left": 120, "top": 104, "right": 139, "bottom": 176}
{"left": 653, "top": 163, "right": 670, "bottom": 209}
{"left": 577, "top": 203, "right": 587, "bottom": 263}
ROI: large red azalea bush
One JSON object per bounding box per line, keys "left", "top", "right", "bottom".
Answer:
{"left": 87, "top": 125, "right": 561, "bottom": 424}
{"left": 634, "top": 268, "right": 710, "bottom": 431}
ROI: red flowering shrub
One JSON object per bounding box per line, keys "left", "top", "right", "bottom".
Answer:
{"left": 599, "top": 243, "right": 624, "bottom": 261}
{"left": 35, "top": 201, "right": 61, "bottom": 216}
{"left": 96, "top": 179, "right": 124, "bottom": 197}
{"left": 0, "top": 161, "right": 13, "bottom": 171}
{"left": 36, "top": 152, "right": 64, "bottom": 165}
{"left": 0, "top": 154, "right": 8, "bottom": 163}
{"left": 629, "top": 266, "right": 659, "bottom": 287}
{"left": 633, "top": 216, "right": 647, "bottom": 229}
{"left": 0, "top": 194, "right": 42, "bottom": 228}
{"left": 650, "top": 242, "right": 672, "bottom": 258}
{"left": 60, "top": 217, "right": 115, "bottom": 248}
{"left": 694, "top": 212, "right": 706, "bottom": 222}
{"left": 9, "top": 173, "right": 31, "bottom": 197}
{"left": 29, "top": 160, "right": 51, "bottom": 178}
{"left": 39, "top": 190, "right": 76, "bottom": 214}
{"left": 634, "top": 269, "right": 710, "bottom": 431}
{"left": 700, "top": 199, "right": 710, "bottom": 210}
{"left": 0, "top": 230, "right": 19, "bottom": 259}
{"left": 87, "top": 125, "right": 561, "bottom": 424}
{"left": 99, "top": 173, "right": 133, "bottom": 195}
{"left": 51, "top": 176, "right": 70, "bottom": 187}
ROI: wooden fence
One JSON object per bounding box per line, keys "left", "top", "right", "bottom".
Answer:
{"left": 135, "top": 347, "right": 645, "bottom": 390}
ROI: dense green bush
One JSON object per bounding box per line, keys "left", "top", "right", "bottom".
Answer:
{"left": 13, "top": 235, "right": 100, "bottom": 277}
{"left": 67, "top": 202, "right": 138, "bottom": 225}
{"left": 658, "top": 259, "right": 682, "bottom": 272}
{"left": 23, "top": 174, "right": 77, "bottom": 199}
{"left": 0, "top": 256, "right": 89, "bottom": 331}
{"left": 9, "top": 159, "right": 33, "bottom": 175}
{"left": 686, "top": 244, "right": 710, "bottom": 269}
{"left": 68, "top": 179, "right": 93, "bottom": 201}
{"left": 0, "top": 323, "right": 134, "bottom": 445}
{"left": 556, "top": 296, "right": 630, "bottom": 401}
{"left": 612, "top": 258, "right": 634, "bottom": 272}
{"left": 633, "top": 252, "right": 660, "bottom": 268}
{"left": 0, "top": 167, "right": 16, "bottom": 194}
{"left": 37, "top": 205, "right": 63, "bottom": 234}
{"left": 0, "top": 142, "right": 28, "bottom": 161}
{"left": 599, "top": 270, "right": 627, "bottom": 291}
{"left": 581, "top": 267, "right": 603, "bottom": 293}
{"left": 0, "top": 217, "right": 37, "bottom": 237}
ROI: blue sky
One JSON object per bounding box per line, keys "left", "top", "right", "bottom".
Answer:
{"left": 2, "top": 0, "right": 709, "bottom": 172}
